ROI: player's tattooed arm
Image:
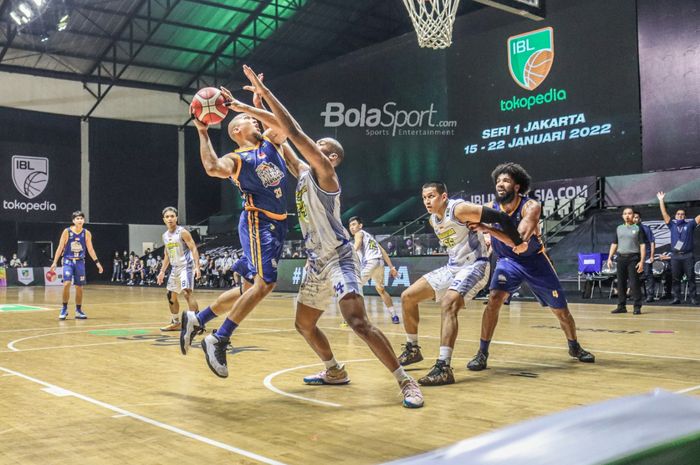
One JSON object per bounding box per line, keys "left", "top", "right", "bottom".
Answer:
{"left": 518, "top": 199, "right": 541, "bottom": 242}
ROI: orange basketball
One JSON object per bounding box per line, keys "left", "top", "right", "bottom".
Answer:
{"left": 523, "top": 49, "right": 553, "bottom": 90}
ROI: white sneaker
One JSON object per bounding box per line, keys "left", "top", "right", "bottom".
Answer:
{"left": 400, "top": 378, "right": 424, "bottom": 408}
{"left": 201, "top": 333, "right": 229, "bottom": 378}
{"left": 179, "top": 311, "right": 203, "bottom": 355}
{"left": 303, "top": 364, "right": 350, "bottom": 385}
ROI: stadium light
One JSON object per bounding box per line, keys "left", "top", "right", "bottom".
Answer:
{"left": 57, "top": 13, "right": 69, "bottom": 31}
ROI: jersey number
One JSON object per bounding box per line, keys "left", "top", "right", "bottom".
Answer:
{"left": 274, "top": 187, "right": 283, "bottom": 198}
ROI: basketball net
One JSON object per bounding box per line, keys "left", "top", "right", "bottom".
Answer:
{"left": 402, "top": 0, "right": 461, "bottom": 49}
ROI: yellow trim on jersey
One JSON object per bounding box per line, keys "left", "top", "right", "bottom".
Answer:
{"left": 227, "top": 152, "right": 243, "bottom": 183}
{"left": 247, "top": 211, "right": 258, "bottom": 276}
{"left": 235, "top": 142, "right": 261, "bottom": 153}
{"left": 262, "top": 136, "right": 284, "bottom": 156}
{"left": 244, "top": 205, "right": 287, "bottom": 221}
{"left": 254, "top": 211, "right": 264, "bottom": 278}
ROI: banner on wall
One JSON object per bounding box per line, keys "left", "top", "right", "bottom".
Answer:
{"left": 275, "top": 256, "right": 447, "bottom": 296}
{"left": 605, "top": 168, "right": 700, "bottom": 206}
{"left": 463, "top": 176, "right": 595, "bottom": 207}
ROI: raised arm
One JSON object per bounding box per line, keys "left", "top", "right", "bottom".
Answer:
{"left": 657, "top": 191, "right": 671, "bottom": 224}
{"left": 50, "top": 229, "right": 69, "bottom": 272}
{"left": 181, "top": 229, "right": 201, "bottom": 280}
{"left": 279, "top": 142, "right": 307, "bottom": 179}
{"left": 85, "top": 230, "right": 103, "bottom": 274}
{"left": 193, "top": 119, "right": 238, "bottom": 179}
{"left": 241, "top": 65, "right": 338, "bottom": 192}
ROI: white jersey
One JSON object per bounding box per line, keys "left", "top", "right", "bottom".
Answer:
{"left": 430, "top": 199, "right": 489, "bottom": 271}
{"left": 162, "top": 226, "right": 193, "bottom": 269}
{"left": 295, "top": 170, "right": 350, "bottom": 262}
{"left": 357, "top": 230, "right": 382, "bottom": 264}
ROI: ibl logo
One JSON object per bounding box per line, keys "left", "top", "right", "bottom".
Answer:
{"left": 12, "top": 156, "right": 49, "bottom": 199}
{"left": 508, "top": 27, "right": 554, "bottom": 91}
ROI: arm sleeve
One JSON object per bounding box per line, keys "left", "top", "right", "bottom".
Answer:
{"left": 480, "top": 206, "right": 523, "bottom": 245}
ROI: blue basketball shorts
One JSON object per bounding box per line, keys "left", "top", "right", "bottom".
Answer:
{"left": 238, "top": 210, "right": 288, "bottom": 284}
{"left": 63, "top": 258, "right": 86, "bottom": 286}
{"left": 490, "top": 253, "right": 567, "bottom": 308}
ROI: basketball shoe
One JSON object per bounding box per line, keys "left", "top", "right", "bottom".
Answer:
{"left": 160, "top": 320, "right": 181, "bottom": 331}
{"left": 75, "top": 309, "right": 88, "bottom": 319}
{"left": 59, "top": 307, "right": 68, "bottom": 320}
{"left": 400, "top": 378, "right": 424, "bottom": 408}
{"left": 303, "top": 364, "right": 350, "bottom": 385}
{"left": 569, "top": 344, "right": 595, "bottom": 363}
{"left": 467, "top": 350, "right": 488, "bottom": 371}
{"left": 391, "top": 315, "right": 400, "bottom": 324}
{"left": 398, "top": 341, "right": 423, "bottom": 366}
{"left": 418, "top": 360, "right": 455, "bottom": 386}
{"left": 179, "top": 310, "right": 204, "bottom": 355}
{"left": 201, "top": 332, "right": 229, "bottom": 378}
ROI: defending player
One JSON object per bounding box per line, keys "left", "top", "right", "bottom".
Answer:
{"left": 233, "top": 64, "right": 424, "bottom": 408}
{"left": 348, "top": 216, "right": 400, "bottom": 324}
{"left": 156, "top": 207, "right": 201, "bottom": 331}
{"left": 466, "top": 163, "right": 595, "bottom": 371}
{"left": 50, "top": 211, "right": 103, "bottom": 320}
{"left": 397, "top": 182, "right": 527, "bottom": 386}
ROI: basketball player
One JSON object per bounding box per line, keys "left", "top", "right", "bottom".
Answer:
{"left": 466, "top": 163, "right": 595, "bottom": 371}
{"left": 233, "top": 64, "right": 423, "bottom": 408}
{"left": 348, "top": 216, "right": 400, "bottom": 323}
{"left": 179, "top": 88, "right": 290, "bottom": 379}
{"left": 398, "top": 182, "right": 528, "bottom": 386}
{"left": 49, "top": 211, "right": 103, "bottom": 320}
{"left": 156, "top": 207, "right": 201, "bottom": 331}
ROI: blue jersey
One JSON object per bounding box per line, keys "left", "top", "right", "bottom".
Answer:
{"left": 491, "top": 195, "right": 543, "bottom": 259}
{"left": 229, "top": 138, "right": 288, "bottom": 221}
{"left": 66, "top": 227, "right": 87, "bottom": 260}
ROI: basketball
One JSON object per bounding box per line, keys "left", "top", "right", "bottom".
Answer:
{"left": 45, "top": 270, "right": 56, "bottom": 282}
{"left": 190, "top": 87, "right": 228, "bottom": 125}
{"left": 523, "top": 49, "right": 553, "bottom": 90}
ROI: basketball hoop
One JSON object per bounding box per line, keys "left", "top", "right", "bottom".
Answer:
{"left": 402, "top": 0, "right": 461, "bottom": 49}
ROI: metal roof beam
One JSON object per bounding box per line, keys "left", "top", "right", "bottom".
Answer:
{"left": 0, "top": 62, "right": 189, "bottom": 93}
{"left": 83, "top": 0, "right": 184, "bottom": 119}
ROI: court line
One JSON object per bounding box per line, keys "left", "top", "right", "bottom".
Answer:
{"left": 675, "top": 384, "right": 700, "bottom": 394}
{"left": 263, "top": 359, "right": 375, "bottom": 408}
{"left": 0, "top": 321, "right": 167, "bottom": 334}
{"left": 2, "top": 328, "right": 298, "bottom": 354}
{"left": 0, "top": 364, "right": 289, "bottom": 465}
{"left": 6, "top": 328, "right": 164, "bottom": 352}
{"left": 325, "top": 328, "right": 700, "bottom": 363}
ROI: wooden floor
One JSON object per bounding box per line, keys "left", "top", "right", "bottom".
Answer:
{"left": 1, "top": 285, "right": 699, "bottom": 465}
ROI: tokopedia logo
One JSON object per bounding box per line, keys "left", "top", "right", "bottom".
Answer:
{"left": 500, "top": 87, "right": 567, "bottom": 111}
{"left": 3, "top": 199, "right": 57, "bottom": 212}
{"left": 321, "top": 102, "right": 452, "bottom": 136}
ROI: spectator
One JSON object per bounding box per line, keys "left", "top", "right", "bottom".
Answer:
{"left": 657, "top": 192, "right": 699, "bottom": 305}
{"left": 0, "top": 255, "right": 6, "bottom": 267}
{"left": 22, "top": 260, "right": 29, "bottom": 267}
{"left": 111, "top": 251, "right": 122, "bottom": 283}
{"left": 633, "top": 211, "right": 656, "bottom": 303}
{"left": 10, "top": 253, "right": 21, "bottom": 268}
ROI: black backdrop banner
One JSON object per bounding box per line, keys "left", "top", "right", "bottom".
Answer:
{"left": 260, "top": 0, "right": 641, "bottom": 222}
{"left": 0, "top": 107, "right": 81, "bottom": 222}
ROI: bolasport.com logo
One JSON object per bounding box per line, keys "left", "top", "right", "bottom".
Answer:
{"left": 320, "top": 102, "right": 457, "bottom": 137}
{"left": 3, "top": 155, "right": 57, "bottom": 212}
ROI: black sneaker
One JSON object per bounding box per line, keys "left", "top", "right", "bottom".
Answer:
{"left": 180, "top": 310, "right": 205, "bottom": 355}
{"left": 201, "top": 332, "right": 230, "bottom": 378}
{"left": 398, "top": 342, "right": 423, "bottom": 366}
{"left": 467, "top": 350, "right": 489, "bottom": 371}
{"left": 633, "top": 307, "right": 642, "bottom": 315}
{"left": 569, "top": 345, "right": 595, "bottom": 363}
{"left": 418, "top": 360, "right": 455, "bottom": 386}
{"left": 611, "top": 307, "right": 628, "bottom": 314}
